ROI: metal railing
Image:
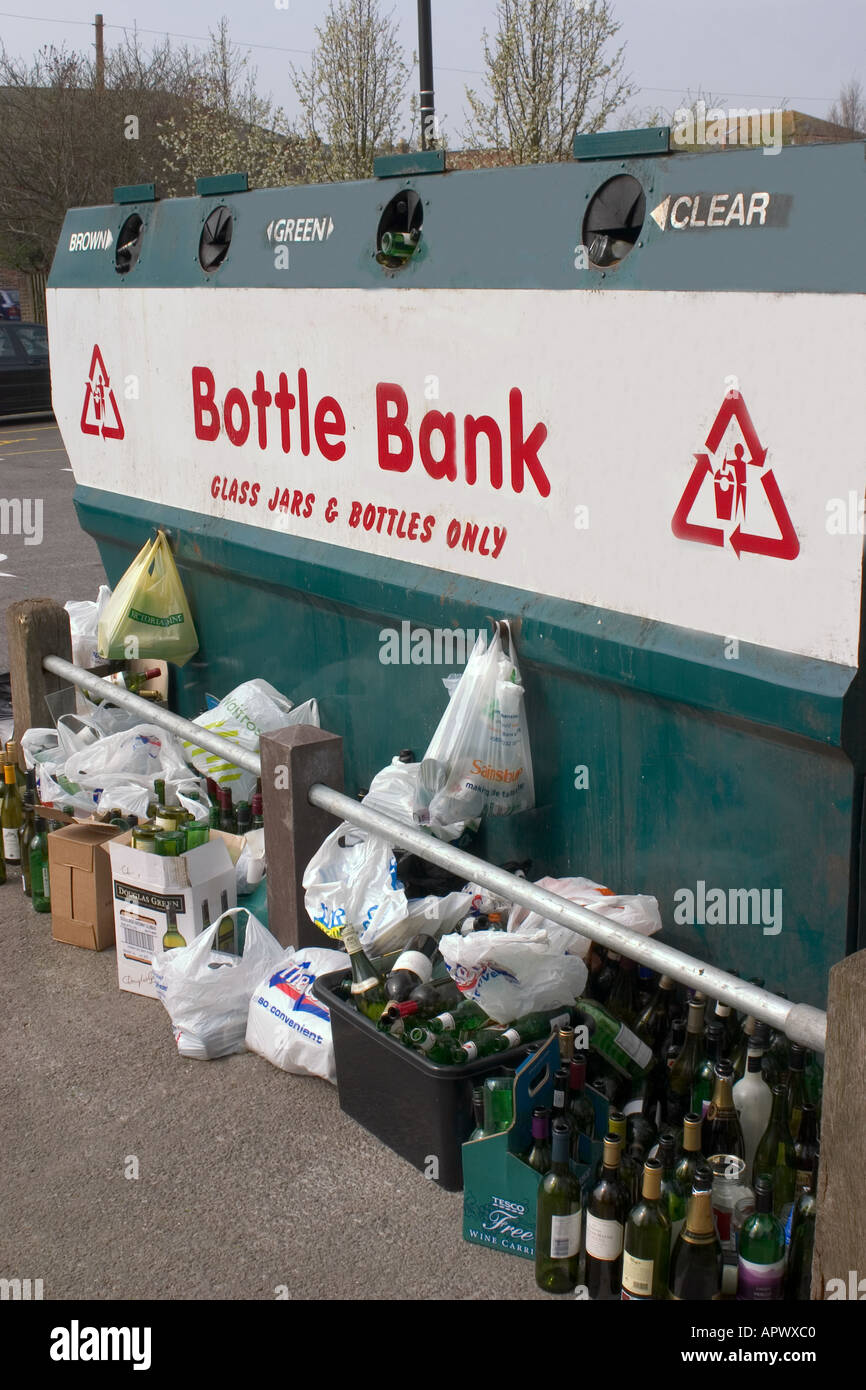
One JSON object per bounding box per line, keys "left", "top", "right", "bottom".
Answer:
{"left": 42, "top": 653, "right": 828, "bottom": 1052}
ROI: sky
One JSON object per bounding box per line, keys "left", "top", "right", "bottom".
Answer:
{"left": 0, "top": 0, "right": 863, "bottom": 141}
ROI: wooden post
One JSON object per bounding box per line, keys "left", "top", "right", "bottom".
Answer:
{"left": 6, "top": 599, "right": 73, "bottom": 745}
{"left": 259, "top": 724, "right": 344, "bottom": 950}
{"left": 811, "top": 946, "right": 866, "bottom": 1298}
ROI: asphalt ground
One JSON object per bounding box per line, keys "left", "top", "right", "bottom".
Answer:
{"left": 0, "top": 860, "right": 543, "bottom": 1302}
{"left": 0, "top": 416, "right": 104, "bottom": 678}
{"left": 0, "top": 423, "right": 538, "bottom": 1301}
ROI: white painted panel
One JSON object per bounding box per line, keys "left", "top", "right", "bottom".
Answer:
{"left": 47, "top": 286, "right": 865, "bottom": 666}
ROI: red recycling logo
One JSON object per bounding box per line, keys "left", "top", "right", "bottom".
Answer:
{"left": 671, "top": 391, "right": 798, "bottom": 560}
{"left": 80, "top": 344, "right": 124, "bottom": 440}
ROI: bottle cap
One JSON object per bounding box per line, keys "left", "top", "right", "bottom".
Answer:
{"left": 531, "top": 1107, "right": 551, "bottom": 1139}
{"left": 641, "top": 1158, "right": 663, "bottom": 1200}
{"left": 397, "top": 749, "right": 415, "bottom": 763}
{"left": 788, "top": 1043, "right": 805, "bottom": 1069}
{"left": 602, "top": 1134, "right": 621, "bottom": 1168}
{"left": 752, "top": 1021, "right": 771, "bottom": 1046}
{"left": 753, "top": 1176, "right": 773, "bottom": 1211}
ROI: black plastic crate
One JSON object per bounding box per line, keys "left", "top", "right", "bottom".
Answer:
{"left": 314, "top": 969, "right": 535, "bottom": 1191}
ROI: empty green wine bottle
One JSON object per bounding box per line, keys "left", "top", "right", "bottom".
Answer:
{"left": 737, "top": 1177, "right": 786, "bottom": 1299}
{"left": 752, "top": 1085, "right": 796, "bottom": 1224}
{"left": 621, "top": 1159, "right": 671, "bottom": 1300}
{"left": 535, "top": 1119, "right": 582, "bottom": 1294}
{"left": 785, "top": 1161, "right": 817, "bottom": 1301}
{"left": 524, "top": 1106, "right": 553, "bottom": 1174}
{"left": 427, "top": 999, "right": 488, "bottom": 1035}
{"left": 29, "top": 817, "right": 51, "bottom": 911}
{"left": 1, "top": 761, "right": 23, "bottom": 864}
{"left": 341, "top": 924, "right": 387, "bottom": 1021}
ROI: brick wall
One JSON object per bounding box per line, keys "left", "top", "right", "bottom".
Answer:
{"left": 0, "top": 266, "right": 38, "bottom": 321}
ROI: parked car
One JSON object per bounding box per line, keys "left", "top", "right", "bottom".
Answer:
{"left": 0, "top": 320, "right": 52, "bottom": 417}
{"left": 0, "top": 289, "right": 22, "bottom": 320}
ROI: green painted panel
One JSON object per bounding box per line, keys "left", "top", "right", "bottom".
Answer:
{"left": 48, "top": 140, "right": 866, "bottom": 294}
{"left": 574, "top": 126, "right": 671, "bottom": 159}
{"left": 75, "top": 485, "right": 858, "bottom": 1008}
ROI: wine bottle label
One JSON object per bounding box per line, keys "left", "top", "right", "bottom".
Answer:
{"left": 3, "top": 828, "right": 20, "bottom": 859}
{"left": 462, "top": 1042, "right": 478, "bottom": 1061}
{"left": 43, "top": 866, "right": 50, "bottom": 897}
{"left": 621, "top": 1251, "right": 654, "bottom": 1297}
{"left": 550, "top": 1211, "right": 581, "bottom": 1259}
{"left": 553, "top": 1087, "right": 566, "bottom": 1110}
{"left": 436, "top": 1012, "right": 456, "bottom": 1031}
{"left": 614, "top": 1024, "right": 652, "bottom": 1069}
{"left": 736, "top": 1255, "right": 785, "bottom": 1299}
{"left": 585, "top": 1213, "right": 624, "bottom": 1261}
{"left": 502, "top": 1028, "right": 520, "bottom": 1046}
{"left": 391, "top": 950, "right": 434, "bottom": 983}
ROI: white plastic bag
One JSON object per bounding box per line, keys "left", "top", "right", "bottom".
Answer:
{"left": 416, "top": 620, "right": 534, "bottom": 832}
{"left": 235, "top": 828, "right": 266, "bottom": 896}
{"left": 182, "top": 681, "right": 319, "bottom": 803}
{"left": 438, "top": 927, "right": 588, "bottom": 1024}
{"left": 302, "top": 756, "right": 419, "bottom": 941}
{"left": 66, "top": 585, "right": 112, "bottom": 671}
{"left": 507, "top": 877, "right": 662, "bottom": 960}
{"left": 153, "top": 908, "right": 283, "bottom": 1060}
{"left": 245, "top": 945, "right": 346, "bottom": 1082}
{"left": 303, "top": 820, "right": 406, "bottom": 941}
{"left": 63, "top": 722, "right": 190, "bottom": 786}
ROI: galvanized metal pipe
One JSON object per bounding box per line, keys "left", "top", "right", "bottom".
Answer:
{"left": 41, "top": 655, "right": 262, "bottom": 777}
{"left": 309, "top": 783, "right": 827, "bottom": 1053}
{"left": 37, "top": 653, "right": 827, "bottom": 1051}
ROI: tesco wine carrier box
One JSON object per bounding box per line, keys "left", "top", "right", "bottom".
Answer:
{"left": 103, "top": 829, "right": 240, "bottom": 999}
{"left": 462, "top": 1035, "right": 609, "bottom": 1262}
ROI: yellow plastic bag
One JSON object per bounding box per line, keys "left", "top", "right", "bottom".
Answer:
{"left": 97, "top": 532, "right": 199, "bottom": 666}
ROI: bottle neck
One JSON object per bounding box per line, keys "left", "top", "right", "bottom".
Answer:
{"left": 709, "top": 1067, "right": 735, "bottom": 1112}
{"left": 686, "top": 1001, "right": 706, "bottom": 1036}
{"left": 685, "top": 1188, "right": 716, "bottom": 1238}
{"left": 551, "top": 1127, "right": 570, "bottom": 1169}
{"left": 641, "top": 1163, "right": 662, "bottom": 1202}
{"left": 682, "top": 1117, "right": 703, "bottom": 1153}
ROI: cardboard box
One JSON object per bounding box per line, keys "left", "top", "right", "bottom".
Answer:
{"left": 104, "top": 829, "right": 239, "bottom": 999}
{"left": 48, "top": 822, "right": 127, "bottom": 950}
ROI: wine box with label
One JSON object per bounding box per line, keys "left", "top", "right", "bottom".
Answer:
{"left": 104, "top": 829, "right": 240, "bottom": 998}
{"left": 313, "top": 967, "right": 539, "bottom": 1191}
{"left": 462, "top": 1037, "right": 609, "bottom": 1262}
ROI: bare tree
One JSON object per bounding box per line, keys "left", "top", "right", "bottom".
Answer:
{"left": 158, "top": 18, "right": 308, "bottom": 194}
{"left": 827, "top": 77, "right": 866, "bottom": 136}
{"left": 0, "top": 31, "right": 200, "bottom": 270}
{"left": 464, "top": 0, "right": 635, "bottom": 164}
{"left": 291, "top": 0, "right": 410, "bottom": 182}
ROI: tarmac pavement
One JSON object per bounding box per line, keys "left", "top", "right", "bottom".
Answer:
{"left": 0, "top": 863, "right": 542, "bottom": 1301}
